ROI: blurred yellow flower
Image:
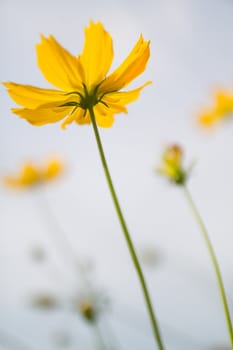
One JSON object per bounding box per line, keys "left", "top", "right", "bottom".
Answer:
{"left": 157, "top": 144, "right": 187, "bottom": 185}
{"left": 3, "top": 21, "right": 151, "bottom": 129}
{"left": 78, "top": 300, "right": 97, "bottom": 323}
{"left": 4, "top": 158, "right": 63, "bottom": 189}
{"left": 198, "top": 88, "right": 233, "bottom": 127}
{"left": 31, "top": 293, "right": 58, "bottom": 309}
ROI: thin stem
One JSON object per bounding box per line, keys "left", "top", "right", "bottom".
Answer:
{"left": 36, "top": 192, "right": 120, "bottom": 349}
{"left": 89, "top": 106, "right": 164, "bottom": 350}
{"left": 183, "top": 185, "right": 233, "bottom": 349}
{"left": 101, "top": 315, "right": 122, "bottom": 350}
{"left": 38, "top": 192, "right": 78, "bottom": 266}
{"left": 93, "top": 323, "right": 108, "bottom": 350}
{"left": 37, "top": 192, "right": 90, "bottom": 287}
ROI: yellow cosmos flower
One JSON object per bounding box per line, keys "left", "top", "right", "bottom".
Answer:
{"left": 3, "top": 158, "right": 63, "bottom": 188}
{"left": 78, "top": 300, "right": 97, "bottom": 323}
{"left": 157, "top": 144, "right": 187, "bottom": 185}
{"left": 198, "top": 88, "right": 233, "bottom": 127}
{"left": 3, "top": 21, "right": 151, "bottom": 129}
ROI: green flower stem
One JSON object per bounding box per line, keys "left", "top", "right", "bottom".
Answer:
{"left": 37, "top": 192, "right": 89, "bottom": 285}
{"left": 182, "top": 185, "right": 233, "bottom": 349}
{"left": 37, "top": 193, "right": 119, "bottom": 349}
{"left": 39, "top": 193, "right": 79, "bottom": 267}
{"left": 89, "top": 106, "right": 164, "bottom": 350}
{"left": 93, "top": 323, "right": 108, "bottom": 350}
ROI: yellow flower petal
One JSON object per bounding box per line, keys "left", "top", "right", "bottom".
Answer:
{"left": 3, "top": 82, "right": 65, "bottom": 108}
{"left": 75, "top": 109, "right": 92, "bottom": 125}
{"left": 99, "top": 35, "right": 150, "bottom": 93}
{"left": 198, "top": 89, "right": 233, "bottom": 127}
{"left": 215, "top": 90, "right": 233, "bottom": 115}
{"left": 43, "top": 158, "right": 63, "bottom": 180}
{"left": 103, "top": 81, "right": 151, "bottom": 113}
{"left": 198, "top": 110, "right": 219, "bottom": 126}
{"left": 11, "top": 102, "right": 72, "bottom": 126}
{"left": 4, "top": 158, "right": 63, "bottom": 189}
{"left": 73, "top": 106, "right": 114, "bottom": 127}
{"left": 36, "top": 35, "right": 84, "bottom": 91}
{"left": 94, "top": 103, "right": 114, "bottom": 127}
{"left": 61, "top": 108, "right": 89, "bottom": 129}
{"left": 4, "top": 163, "right": 41, "bottom": 188}
{"left": 157, "top": 166, "right": 177, "bottom": 179}
{"left": 80, "top": 21, "right": 113, "bottom": 91}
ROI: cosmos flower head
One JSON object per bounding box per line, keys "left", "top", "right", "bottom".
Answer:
{"left": 74, "top": 288, "right": 109, "bottom": 324}
{"left": 31, "top": 293, "right": 58, "bottom": 309}
{"left": 156, "top": 144, "right": 187, "bottom": 185}
{"left": 3, "top": 157, "right": 63, "bottom": 189}
{"left": 3, "top": 21, "right": 151, "bottom": 129}
{"left": 198, "top": 88, "right": 233, "bottom": 128}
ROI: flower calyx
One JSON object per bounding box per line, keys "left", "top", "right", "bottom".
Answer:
{"left": 61, "top": 83, "right": 108, "bottom": 114}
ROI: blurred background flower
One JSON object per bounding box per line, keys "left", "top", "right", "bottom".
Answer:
{"left": 198, "top": 88, "right": 233, "bottom": 128}
{"left": 3, "top": 157, "right": 63, "bottom": 188}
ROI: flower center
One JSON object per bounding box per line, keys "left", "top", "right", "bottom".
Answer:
{"left": 61, "top": 83, "right": 108, "bottom": 113}
{"left": 80, "top": 84, "right": 99, "bottom": 109}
